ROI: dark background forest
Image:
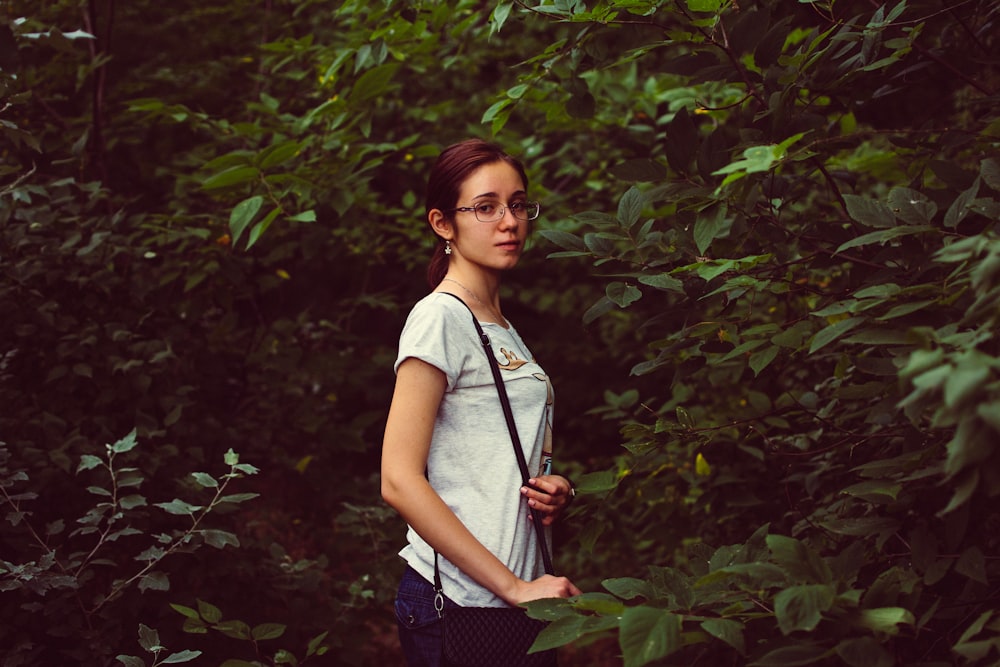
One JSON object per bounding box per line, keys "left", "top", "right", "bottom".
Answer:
{"left": 2, "top": 1, "right": 999, "bottom": 665}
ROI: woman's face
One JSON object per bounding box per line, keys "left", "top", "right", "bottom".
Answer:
{"left": 446, "top": 160, "right": 529, "bottom": 275}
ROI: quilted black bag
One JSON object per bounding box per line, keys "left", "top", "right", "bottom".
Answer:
{"left": 435, "top": 293, "right": 558, "bottom": 667}
{"left": 441, "top": 606, "right": 555, "bottom": 667}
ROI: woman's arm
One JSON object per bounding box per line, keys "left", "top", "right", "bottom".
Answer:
{"left": 380, "top": 357, "right": 580, "bottom": 605}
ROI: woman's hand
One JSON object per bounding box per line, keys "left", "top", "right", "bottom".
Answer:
{"left": 507, "top": 574, "right": 582, "bottom": 606}
{"left": 520, "top": 475, "right": 575, "bottom": 526}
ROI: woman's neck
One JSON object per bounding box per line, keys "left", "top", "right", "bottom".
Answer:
{"left": 439, "top": 273, "right": 505, "bottom": 325}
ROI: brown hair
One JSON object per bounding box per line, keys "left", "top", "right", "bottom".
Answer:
{"left": 424, "top": 139, "right": 529, "bottom": 287}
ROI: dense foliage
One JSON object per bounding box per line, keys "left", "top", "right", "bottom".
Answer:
{"left": 2, "top": 0, "right": 998, "bottom": 665}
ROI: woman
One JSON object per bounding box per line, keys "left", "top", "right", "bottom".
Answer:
{"left": 381, "top": 138, "right": 581, "bottom": 666}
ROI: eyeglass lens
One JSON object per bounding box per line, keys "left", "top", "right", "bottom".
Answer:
{"left": 475, "top": 202, "right": 539, "bottom": 222}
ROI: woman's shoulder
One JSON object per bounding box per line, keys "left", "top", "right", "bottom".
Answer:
{"left": 401, "top": 291, "right": 475, "bottom": 334}
{"left": 409, "top": 291, "right": 473, "bottom": 320}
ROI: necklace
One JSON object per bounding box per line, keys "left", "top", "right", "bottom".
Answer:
{"left": 442, "top": 277, "right": 506, "bottom": 324}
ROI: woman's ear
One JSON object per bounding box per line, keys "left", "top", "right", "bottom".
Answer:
{"left": 428, "top": 209, "right": 453, "bottom": 240}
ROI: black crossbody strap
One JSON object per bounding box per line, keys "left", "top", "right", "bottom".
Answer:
{"left": 433, "top": 292, "right": 554, "bottom": 604}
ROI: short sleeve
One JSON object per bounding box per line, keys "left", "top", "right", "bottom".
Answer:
{"left": 394, "top": 293, "right": 479, "bottom": 392}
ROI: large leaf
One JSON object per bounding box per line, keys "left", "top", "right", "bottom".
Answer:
{"left": 774, "top": 584, "right": 835, "bottom": 634}
{"left": 808, "top": 317, "right": 864, "bottom": 354}
{"left": 619, "top": 607, "right": 682, "bottom": 667}
{"left": 748, "top": 643, "right": 830, "bottom": 666}
{"left": 836, "top": 225, "right": 936, "bottom": 253}
{"left": 349, "top": 63, "right": 400, "bottom": 104}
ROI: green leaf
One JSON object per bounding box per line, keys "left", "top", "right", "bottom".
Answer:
{"left": 835, "top": 636, "right": 893, "bottom": 667}
{"left": 955, "top": 546, "right": 987, "bottom": 584}
{"left": 246, "top": 207, "right": 282, "bottom": 250}
{"left": 116, "top": 657, "right": 146, "bottom": 667}
{"left": 224, "top": 449, "right": 240, "bottom": 466}
{"left": 197, "top": 599, "right": 223, "bottom": 624}
{"left": 287, "top": 209, "right": 316, "bottom": 223}
{"left": 856, "top": 607, "right": 915, "bottom": 635}
{"left": 854, "top": 283, "right": 901, "bottom": 298}
{"left": 139, "top": 572, "right": 170, "bottom": 592}
{"left": 945, "top": 417, "right": 993, "bottom": 477}
{"left": 257, "top": 140, "right": 302, "bottom": 170}
{"left": 749, "top": 346, "right": 779, "bottom": 376}
{"left": 607, "top": 282, "right": 642, "bottom": 308}
{"left": 229, "top": 196, "right": 263, "bottom": 245}
{"left": 350, "top": 63, "right": 400, "bottom": 104}
{"left": 530, "top": 615, "right": 590, "bottom": 652}
{"left": 938, "top": 469, "right": 979, "bottom": 516}
{"left": 482, "top": 98, "right": 512, "bottom": 123}
{"left": 306, "top": 631, "right": 330, "bottom": 657}
{"left": 774, "top": 584, "right": 835, "bottom": 634}
{"left": 251, "top": 622, "right": 287, "bottom": 640}
{"left": 978, "top": 401, "right": 1000, "bottom": 433}
{"left": 201, "top": 530, "right": 240, "bottom": 549}
{"left": 490, "top": 2, "right": 514, "bottom": 34}
{"left": 772, "top": 323, "right": 810, "bottom": 349}
{"left": 693, "top": 204, "right": 729, "bottom": 255}
{"left": 956, "top": 610, "right": 993, "bottom": 645}
{"left": 213, "top": 619, "right": 252, "bottom": 640}
{"left": 202, "top": 166, "right": 260, "bottom": 190}
{"left": 619, "top": 607, "right": 681, "bottom": 667}
{"left": 638, "top": 273, "right": 684, "bottom": 292}
{"left": 170, "top": 603, "right": 201, "bottom": 620}
{"left": 111, "top": 430, "right": 139, "bottom": 454}
{"left": 944, "top": 177, "right": 980, "bottom": 228}
{"left": 836, "top": 225, "right": 935, "bottom": 253}
{"left": 767, "top": 534, "right": 833, "bottom": 584}
{"left": 808, "top": 317, "right": 864, "bottom": 354}
{"left": 77, "top": 455, "right": 103, "bottom": 472}
{"left": 841, "top": 480, "right": 902, "bottom": 500}
{"left": 700, "top": 618, "right": 745, "bottom": 654}
{"left": 842, "top": 196, "right": 895, "bottom": 228}
{"left": 749, "top": 643, "right": 830, "bottom": 666}
{"left": 876, "top": 299, "right": 934, "bottom": 320}
{"left": 888, "top": 187, "right": 937, "bottom": 224}
{"left": 617, "top": 187, "right": 645, "bottom": 229}
{"left": 538, "top": 230, "right": 585, "bottom": 251}
{"left": 820, "top": 518, "right": 900, "bottom": 547}
{"left": 138, "top": 624, "right": 161, "bottom": 652}
{"left": 161, "top": 651, "right": 202, "bottom": 664}
{"left": 154, "top": 499, "right": 202, "bottom": 515}
{"left": 120, "top": 494, "right": 147, "bottom": 510}
{"left": 603, "top": 577, "right": 655, "bottom": 601}
{"left": 944, "top": 363, "right": 989, "bottom": 409}
{"left": 191, "top": 472, "right": 219, "bottom": 488}
{"left": 218, "top": 493, "right": 260, "bottom": 504}
{"left": 686, "top": 0, "right": 723, "bottom": 13}
{"left": 576, "top": 470, "right": 619, "bottom": 493}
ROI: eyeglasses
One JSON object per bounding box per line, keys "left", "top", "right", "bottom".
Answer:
{"left": 448, "top": 201, "right": 541, "bottom": 223}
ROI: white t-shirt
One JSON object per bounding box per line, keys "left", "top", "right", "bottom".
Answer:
{"left": 393, "top": 291, "right": 554, "bottom": 607}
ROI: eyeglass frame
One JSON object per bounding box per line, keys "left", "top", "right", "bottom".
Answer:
{"left": 445, "top": 200, "right": 541, "bottom": 223}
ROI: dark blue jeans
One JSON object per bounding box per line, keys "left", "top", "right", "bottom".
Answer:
{"left": 395, "top": 566, "right": 459, "bottom": 667}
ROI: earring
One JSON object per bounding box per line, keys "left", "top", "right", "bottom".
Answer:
{"left": 444, "top": 240, "right": 452, "bottom": 255}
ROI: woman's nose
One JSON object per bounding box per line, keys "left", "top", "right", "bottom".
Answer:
{"left": 498, "top": 206, "right": 518, "bottom": 228}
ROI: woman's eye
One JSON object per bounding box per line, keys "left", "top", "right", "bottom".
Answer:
{"left": 509, "top": 202, "right": 526, "bottom": 212}
{"left": 477, "top": 203, "right": 498, "bottom": 215}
